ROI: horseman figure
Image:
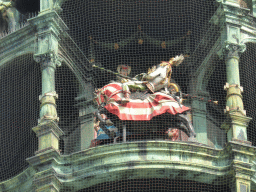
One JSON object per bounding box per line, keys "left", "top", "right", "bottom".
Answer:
{"left": 93, "top": 55, "right": 197, "bottom": 142}
{"left": 120, "top": 55, "right": 184, "bottom": 102}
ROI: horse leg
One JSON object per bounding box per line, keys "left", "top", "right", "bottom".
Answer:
{"left": 176, "top": 113, "right": 197, "bottom": 141}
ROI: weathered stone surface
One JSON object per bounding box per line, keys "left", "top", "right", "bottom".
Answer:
{"left": 0, "top": 141, "right": 251, "bottom": 191}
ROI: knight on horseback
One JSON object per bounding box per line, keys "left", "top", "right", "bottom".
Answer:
{"left": 120, "top": 54, "right": 184, "bottom": 103}
{"left": 93, "top": 55, "right": 197, "bottom": 142}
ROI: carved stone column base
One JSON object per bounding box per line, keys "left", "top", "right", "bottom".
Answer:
{"left": 221, "top": 112, "right": 251, "bottom": 142}
{"left": 32, "top": 120, "right": 64, "bottom": 154}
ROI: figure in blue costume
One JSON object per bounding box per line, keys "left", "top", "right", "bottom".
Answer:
{"left": 94, "top": 114, "right": 119, "bottom": 140}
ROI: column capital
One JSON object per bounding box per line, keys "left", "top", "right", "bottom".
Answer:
{"left": 217, "top": 41, "right": 246, "bottom": 60}
{"left": 34, "top": 51, "right": 62, "bottom": 70}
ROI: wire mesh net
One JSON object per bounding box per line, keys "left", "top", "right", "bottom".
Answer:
{"left": 240, "top": 43, "right": 256, "bottom": 146}
{"left": 57, "top": 0, "right": 230, "bottom": 190}
{"left": 58, "top": 0, "right": 227, "bottom": 150}
{"left": 1, "top": 0, "right": 253, "bottom": 191}
{"left": 56, "top": 63, "right": 80, "bottom": 154}
{"left": 79, "top": 178, "right": 231, "bottom": 192}
{"left": 0, "top": 54, "right": 40, "bottom": 182}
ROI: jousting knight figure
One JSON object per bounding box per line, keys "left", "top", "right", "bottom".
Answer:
{"left": 120, "top": 54, "right": 184, "bottom": 103}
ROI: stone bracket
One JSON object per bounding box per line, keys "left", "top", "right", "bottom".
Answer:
{"left": 33, "top": 120, "right": 63, "bottom": 153}
{"left": 221, "top": 112, "right": 251, "bottom": 142}
{"left": 26, "top": 150, "right": 62, "bottom": 191}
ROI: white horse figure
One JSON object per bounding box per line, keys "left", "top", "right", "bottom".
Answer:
{"left": 0, "top": 0, "right": 21, "bottom": 33}
{"left": 120, "top": 55, "right": 184, "bottom": 102}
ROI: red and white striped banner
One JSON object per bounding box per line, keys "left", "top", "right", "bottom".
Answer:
{"left": 95, "top": 83, "right": 190, "bottom": 121}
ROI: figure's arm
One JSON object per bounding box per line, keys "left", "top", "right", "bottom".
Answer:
{"left": 144, "top": 68, "right": 167, "bottom": 80}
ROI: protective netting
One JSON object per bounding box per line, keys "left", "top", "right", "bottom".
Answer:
{"left": 1, "top": 0, "right": 253, "bottom": 190}
{"left": 206, "top": 57, "right": 227, "bottom": 148}
{"left": 59, "top": 0, "right": 225, "bottom": 151}
{"left": 79, "top": 178, "right": 231, "bottom": 192}
{"left": 56, "top": 63, "right": 80, "bottom": 154}
{"left": 0, "top": 54, "right": 40, "bottom": 181}
{"left": 57, "top": 0, "right": 231, "bottom": 191}
{"left": 240, "top": 43, "right": 256, "bottom": 146}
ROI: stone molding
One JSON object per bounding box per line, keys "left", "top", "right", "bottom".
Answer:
{"left": 28, "top": 11, "right": 68, "bottom": 36}
{"left": 0, "top": 167, "right": 36, "bottom": 191}
{"left": 0, "top": 24, "right": 36, "bottom": 66}
{"left": 224, "top": 83, "right": 243, "bottom": 92}
{"left": 23, "top": 141, "right": 256, "bottom": 191}
{"left": 39, "top": 91, "right": 58, "bottom": 101}
{"left": 33, "top": 120, "right": 64, "bottom": 138}
{"left": 0, "top": 141, "right": 255, "bottom": 191}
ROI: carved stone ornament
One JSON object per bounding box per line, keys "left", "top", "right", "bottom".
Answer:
{"left": 34, "top": 51, "right": 61, "bottom": 69}
{"left": 218, "top": 41, "right": 246, "bottom": 59}
{"left": 225, "top": 41, "right": 246, "bottom": 59}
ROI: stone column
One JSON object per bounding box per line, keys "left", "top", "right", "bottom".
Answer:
{"left": 26, "top": 9, "right": 67, "bottom": 191}
{"left": 26, "top": 6, "right": 68, "bottom": 155}
{"left": 33, "top": 52, "right": 64, "bottom": 154}
{"left": 221, "top": 42, "right": 251, "bottom": 143}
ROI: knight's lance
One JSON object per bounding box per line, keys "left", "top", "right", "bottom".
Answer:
{"left": 92, "top": 65, "right": 218, "bottom": 105}
{"left": 92, "top": 64, "right": 136, "bottom": 80}
{"left": 182, "top": 93, "right": 218, "bottom": 105}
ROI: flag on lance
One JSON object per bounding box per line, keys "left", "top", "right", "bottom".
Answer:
{"left": 95, "top": 82, "right": 190, "bottom": 121}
